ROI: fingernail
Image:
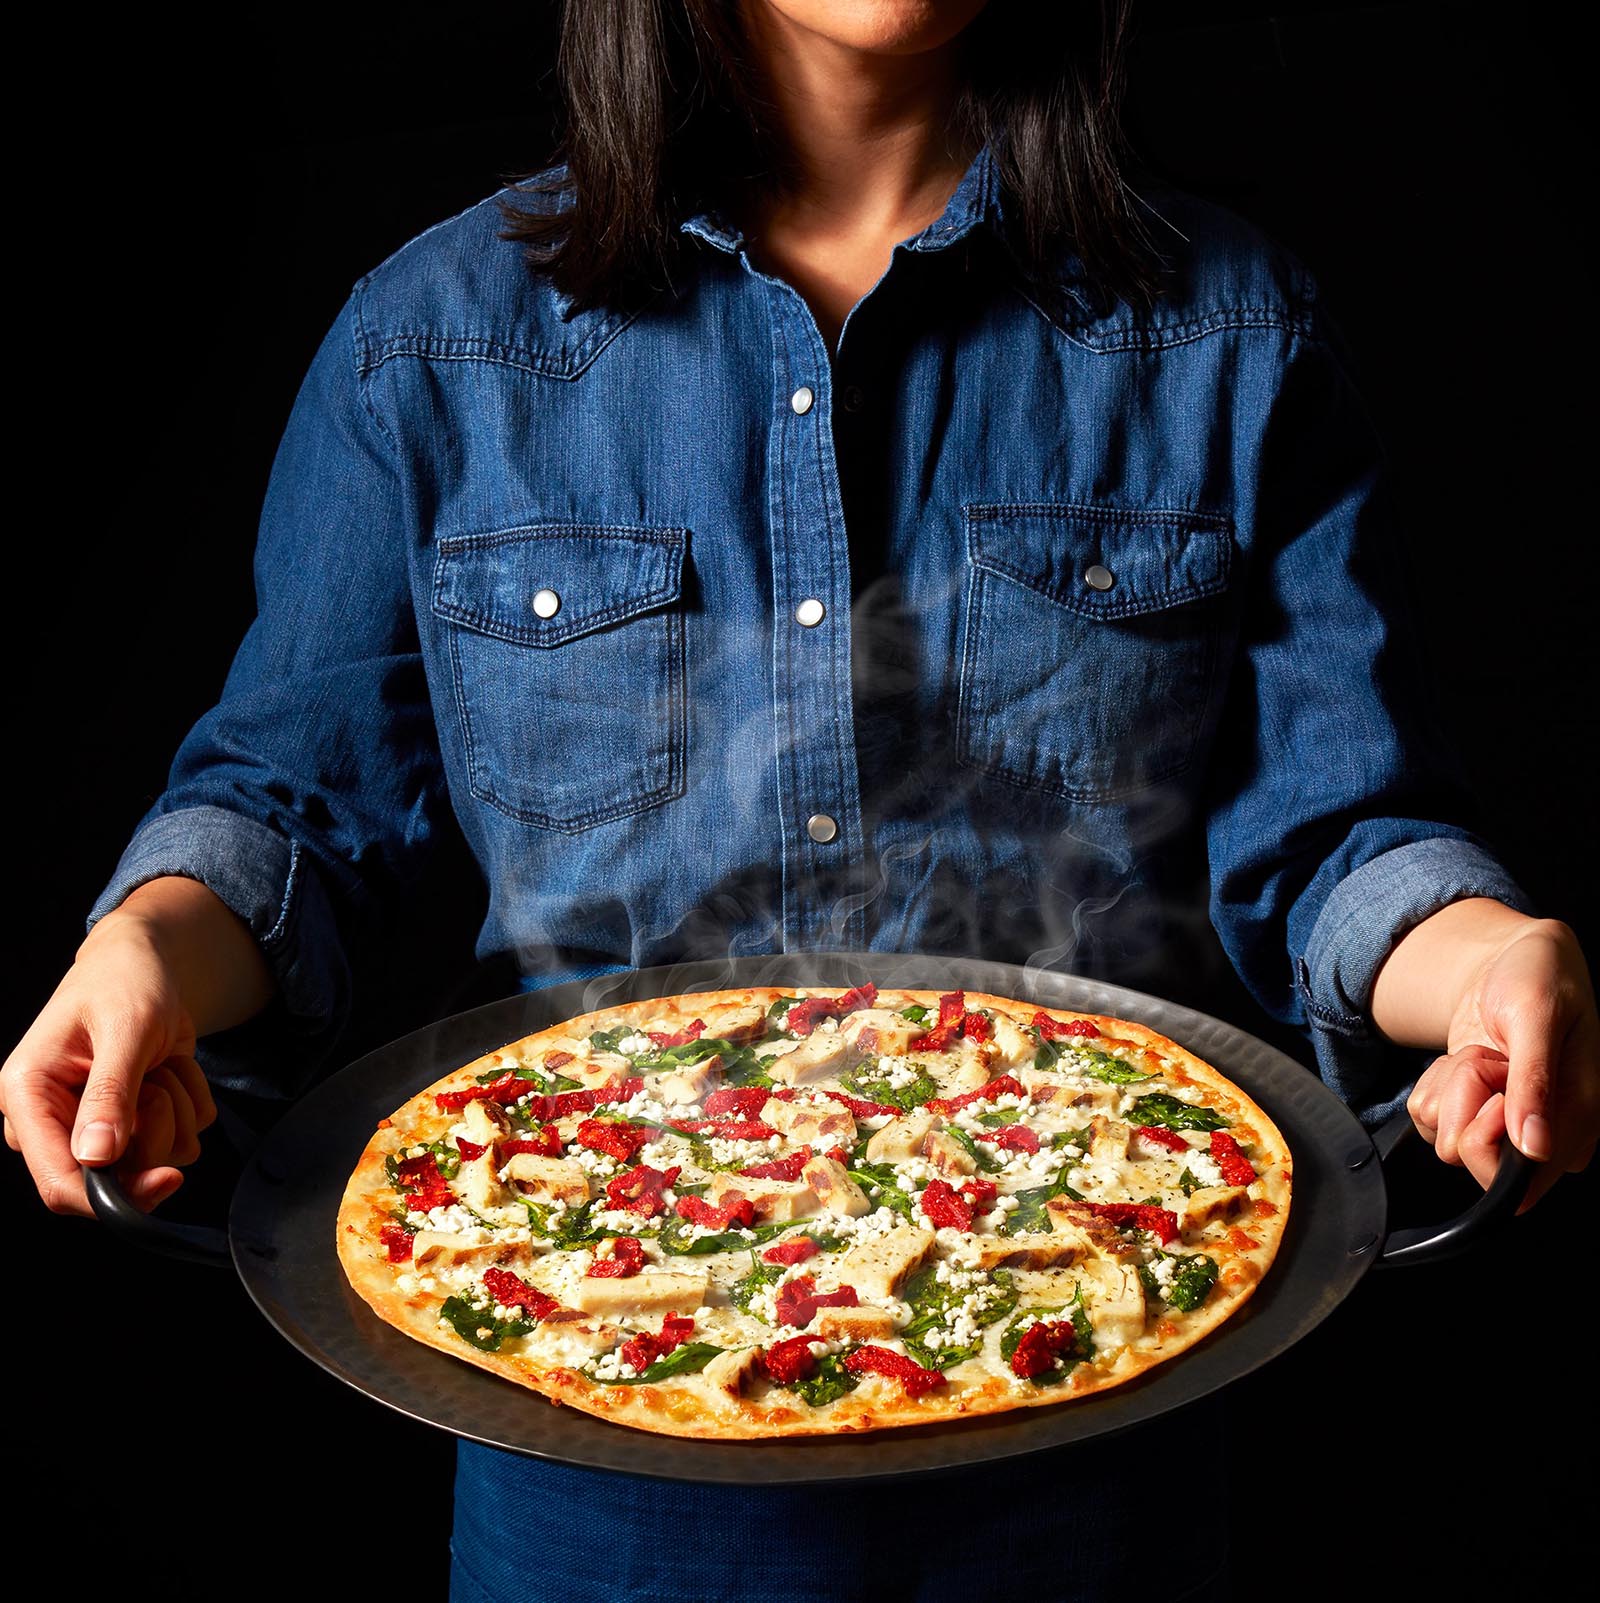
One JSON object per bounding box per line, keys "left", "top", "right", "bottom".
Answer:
{"left": 74, "top": 1122, "right": 116, "bottom": 1163}
{"left": 1519, "top": 1114, "right": 1552, "bottom": 1162}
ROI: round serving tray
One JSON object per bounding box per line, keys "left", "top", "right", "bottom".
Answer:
{"left": 218, "top": 952, "right": 1394, "bottom": 1483}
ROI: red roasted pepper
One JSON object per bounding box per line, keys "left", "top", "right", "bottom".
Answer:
{"left": 773, "top": 1275, "right": 859, "bottom": 1329}
{"left": 1008, "top": 1318, "right": 1081, "bottom": 1379}
{"left": 1031, "top": 1011, "right": 1100, "bottom": 1041}
{"left": 393, "top": 1152, "right": 455, "bottom": 1213}
{"left": 762, "top": 1335, "right": 820, "bottom": 1384}
{"left": 991, "top": 1125, "right": 1040, "bottom": 1155}
{"left": 647, "top": 1019, "right": 706, "bottom": 1049}
{"left": 761, "top": 1236, "right": 821, "bottom": 1266}
{"left": 1210, "top": 1131, "right": 1257, "bottom": 1188}
{"left": 455, "top": 1137, "right": 487, "bottom": 1162}
{"left": 842, "top": 1345, "right": 946, "bottom": 1396}
{"left": 704, "top": 1086, "right": 774, "bottom": 1119}
{"left": 925, "top": 1074, "right": 1027, "bottom": 1117}
{"left": 621, "top": 1312, "right": 695, "bottom": 1372}
{"left": 784, "top": 983, "right": 878, "bottom": 1036}
{"left": 674, "top": 1193, "right": 756, "bottom": 1231}
{"left": 379, "top": 1222, "right": 414, "bottom": 1263}
{"left": 499, "top": 1128, "right": 564, "bottom": 1160}
{"left": 482, "top": 1267, "right": 562, "bottom": 1321}
{"left": 586, "top": 1236, "right": 647, "bottom": 1277}
{"left": 1135, "top": 1124, "right": 1191, "bottom": 1154}
{"left": 604, "top": 1163, "right": 682, "bottom": 1218}
{"left": 739, "top": 1148, "right": 813, "bottom": 1181}
{"left": 918, "top": 1177, "right": 998, "bottom": 1232}
{"left": 575, "top": 1118, "right": 652, "bottom": 1164}
{"left": 1083, "top": 1201, "right": 1179, "bottom": 1244}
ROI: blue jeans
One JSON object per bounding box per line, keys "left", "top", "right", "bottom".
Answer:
{"left": 448, "top": 1400, "right": 1230, "bottom": 1603}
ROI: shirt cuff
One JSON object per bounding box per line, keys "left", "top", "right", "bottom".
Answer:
{"left": 1294, "top": 836, "right": 1537, "bottom": 1126}
{"left": 87, "top": 805, "right": 350, "bottom": 1106}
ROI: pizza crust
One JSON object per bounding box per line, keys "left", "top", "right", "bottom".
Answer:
{"left": 336, "top": 986, "right": 1292, "bottom": 1440}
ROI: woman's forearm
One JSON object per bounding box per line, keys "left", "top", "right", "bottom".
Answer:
{"left": 79, "top": 875, "right": 277, "bottom": 1038}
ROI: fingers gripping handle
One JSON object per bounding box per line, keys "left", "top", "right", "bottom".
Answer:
{"left": 1372, "top": 1110, "right": 1539, "bottom": 1267}
{"left": 83, "top": 1164, "right": 232, "bottom": 1268}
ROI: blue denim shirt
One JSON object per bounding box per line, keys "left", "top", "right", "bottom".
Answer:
{"left": 89, "top": 141, "right": 1530, "bottom": 1129}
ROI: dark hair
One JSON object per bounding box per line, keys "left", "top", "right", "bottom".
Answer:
{"left": 498, "top": 0, "right": 1162, "bottom": 315}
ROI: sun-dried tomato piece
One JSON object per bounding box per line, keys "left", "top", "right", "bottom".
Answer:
{"left": 925, "top": 1074, "right": 1027, "bottom": 1117}
{"left": 436, "top": 1070, "right": 529, "bottom": 1111}
{"left": 1009, "top": 1318, "right": 1080, "bottom": 1379}
{"left": 499, "top": 1128, "right": 563, "bottom": 1160}
{"left": 1210, "top": 1131, "right": 1257, "bottom": 1188}
{"left": 740, "top": 1148, "right": 813, "bottom": 1182}
{"left": 604, "top": 1163, "right": 682, "bottom": 1218}
{"left": 784, "top": 983, "right": 878, "bottom": 1036}
{"left": 455, "top": 1137, "right": 488, "bottom": 1162}
{"left": 831, "top": 1092, "right": 900, "bottom": 1119}
{"left": 1136, "top": 1124, "right": 1191, "bottom": 1154}
{"left": 379, "top": 1222, "right": 414, "bottom": 1263}
{"left": 1032, "top": 1011, "right": 1100, "bottom": 1041}
{"left": 575, "top": 1119, "right": 652, "bottom": 1164}
{"left": 586, "top": 1236, "right": 647, "bottom": 1278}
{"left": 393, "top": 1153, "right": 454, "bottom": 1213}
{"left": 909, "top": 989, "right": 968, "bottom": 1052}
{"left": 647, "top": 1019, "right": 707, "bottom": 1049}
{"left": 762, "top": 1236, "right": 821, "bottom": 1266}
{"left": 773, "top": 1275, "right": 859, "bottom": 1329}
{"left": 1083, "top": 1201, "right": 1179, "bottom": 1244}
{"left": 482, "top": 1267, "right": 562, "bottom": 1321}
{"left": 843, "top": 1345, "right": 947, "bottom": 1396}
{"left": 621, "top": 1311, "right": 695, "bottom": 1372}
{"left": 704, "top": 1086, "right": 773, "bottom": 1119}
{"left": 674, "top": 1193, "right": 756, "bottom": 1231}
{"left": 762, "top": 1335, "right": 820, "bottom": 1384}
{"left": 919, "top": 1178, "right": 975, "bottom": 1232}
{"left": 665, "top": 1118, "right": 779, "bottom": 1142}
{"left": 992, "top": 1125, "right": 1040, "bottom": 1155}
{"left": 961, "top": 1177, "right": 998, "bottom": 1212}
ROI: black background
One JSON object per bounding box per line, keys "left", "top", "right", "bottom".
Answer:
{"left": 8, "top": 3, "right": 1594, "bottom": 1597}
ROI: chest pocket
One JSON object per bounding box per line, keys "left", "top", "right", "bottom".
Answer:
{"left": 956, "top": 503, "right": 1231, "bottom": 803}
{"left": 432, "top": 523, "right": 687, "bottom": 832}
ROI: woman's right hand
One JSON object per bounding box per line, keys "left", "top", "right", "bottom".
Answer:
{"left": 0, "top": 877, "right": 279, "bottom": 1218}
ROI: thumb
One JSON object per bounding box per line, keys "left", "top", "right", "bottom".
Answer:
{"left": 1495, "top": 993, "right": 1565, "bottom": 1163}
{"left": 70, "top": 1010, "right": 167, "bottom": 1165}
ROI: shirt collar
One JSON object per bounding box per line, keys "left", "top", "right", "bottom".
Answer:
{"left": 678, "top": 139, "right": 1003, "bottom": 257}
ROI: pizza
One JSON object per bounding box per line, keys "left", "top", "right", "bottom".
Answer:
{"left": 336, "top": 985, "right": 1291, "bottom": 1438}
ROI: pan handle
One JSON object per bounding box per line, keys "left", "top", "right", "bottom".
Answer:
{"left": 1370, "top": 1109, "right": 1539, "bottom": 1267}
{"left": 82, "top": 1164, "right": 232, "bottom": 1268}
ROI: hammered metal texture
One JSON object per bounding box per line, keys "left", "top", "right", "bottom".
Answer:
{"left": 229, "top": 953, "right": 1388, "bottom": 1484}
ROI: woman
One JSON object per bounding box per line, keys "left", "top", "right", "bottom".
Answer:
{"left": 5, "top": 2, "right": 1595, "bottom": 1599}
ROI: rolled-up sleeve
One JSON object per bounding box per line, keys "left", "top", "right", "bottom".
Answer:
{"left": 87, "top": 284, "right": 482, "bottom": 1108}
{"left": 1207, "top": 298, "right": 1535, "bottom": 1127}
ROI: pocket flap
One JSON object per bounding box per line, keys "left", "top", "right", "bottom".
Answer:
{"left": 433, "top": 523, "right": 687, "bottom": 647}
{"left": 966, "top": 503, "right": 1230, "bottom": 620}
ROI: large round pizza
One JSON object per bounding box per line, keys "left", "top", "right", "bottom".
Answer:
{"left": 336, "top": 985, "right": 1292, "bottom": 1438}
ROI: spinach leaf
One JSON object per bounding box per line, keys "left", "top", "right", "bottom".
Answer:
{"left": 1000, "top": 1166, "right": 1083, "bottom": 1236}
{"left": 977, "top": 1108, "right": 1022, "bottom": 1128}
{"left": 767, "top": 996, "right": 802, "bottom": 1025}
{"left": 438, "top": 1296, "right": 535, "bottom": 1353}
{"left": 899, "top": 1266, "right": 1017, "bottom": 1369}
{"left": 656, "top": 1213, "right": 792, "bottom": 1256}
{"left": 845, "top": 1160, "right": 915, "bottom": 1218}
{"left": 1067, "top": 1048, "right": 1156, "bottom": 1085}
{"left": 946, "top": 1126, "right": 1002, "bottom": 1175}
{"left": 1136, "top": 1262, "right": 1160, "bottom": 1297}
{"left": 841, "top": 1065, "right": 939, "bottom": 1113}
{"left": 730, "top": 1256, "right": 783, "bottom": 1321}
{"left": 1177, "top": 1168, "right": 1202, "bottom": 1196}
{"left": 1129, "top": 1094, "right": 1229, "bottom": 1133}
{"left": 792, "top": 1353, "right": 860, "bottom": 1408}
{"left": 587, "top": 1026, "right": 633, "bottom": 1054}
{"left": 899, "top": 1004, "right": 929, "bottom": 1024}
{"left": 385, "top": 1139, "right": 461, "bottom": 1186}
{"left": 1166, "top": 1254, "right": 1219, "bottom": 1312}
{"left": 526, "top": 1197, "right": 650, "bottom": 1248}
{"left": 1052, "top": 1125, "right": 1096, "bottom": 1152}
{"left": 593, "top": 1342, "right": 726, "bottom": 1386}
{"left": 1032, "top": 1036, "right": 1065, "bottom": 1074}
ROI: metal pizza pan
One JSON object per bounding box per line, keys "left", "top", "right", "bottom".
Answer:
{"left": 85, "top": 951, "right": 1533, "bottom": 1484}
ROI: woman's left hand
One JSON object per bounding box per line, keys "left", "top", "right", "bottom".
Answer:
{"left": 1405, "top": 917, "right": 1599, "bottom": 1210}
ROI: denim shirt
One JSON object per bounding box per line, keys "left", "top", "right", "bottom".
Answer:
{"left": 90, "top": 141, "right": 1530, "bottom": 1128}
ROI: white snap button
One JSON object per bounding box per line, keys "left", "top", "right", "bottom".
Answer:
{"left": 1084, "top": 565, "right": 1115, "bottom": 592}
{"left": 795, "top": 598, "right": 825, "bottom": 627}
{"left": 790, "top": 386, "right": 815, "bottom": 415}
{"left": 806, "top": 813, "right": 839, "bottom": 844}
{"left": 532, "top": 588, "right": 562, "bottom": 618}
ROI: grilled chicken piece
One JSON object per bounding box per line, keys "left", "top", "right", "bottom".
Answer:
{"left": 1044, "top": 1198, "right": 1129, "bottom": 1257}
{"left": 765, "top": 1031, "right": 855, "bottom": 1085}
{"left": 707, "top": 1173, "right": 820, "bottom": 1223}
{"left": 703, "top": 1345, "right": 763, "bottom": 1400}
{"left": 409, "top": 1231, "right": 501, "bottom": 1270}
{"left": 1182, "top": 1185, "right": 1248, "bottom": 1233}
{"left": 455, "top": 1150, "right": 509, "bottom": 1214}
{"left": 802, "top": 1155, "right": 873, "bottom": 1217}
{"left": 1087, "top": 1116, "right": 1131, "bottom": 1163}
{"left": 865, "top": 1110, "right": 936, "bottom": 1163}
{"left": 566, "top": 1052, "right": 636, "bottom": 1091}
{"left": 968, "top": 1233, "right": 1086, "bottom": 1271}
{"left": 653, "top": 1055, "right": 724, "bottom": 1105}
{"left": 839, "top": 1008, "right": 920, "bottom": 1057}
{"left": 985, "top": 1013, "right": 1036, "bottom": 1069}
{"left": 840, "top": 1225, "right": 936, "bottom": 1299}
{"left": 701, "top": 1002, "right": 768, "bottom": 1045}
{"left": 570, "top": 1269, "right": 709, "bottom": 1316}
{"left": 761, "top": 1095, "right": 857, "bottom": 1145}
{"left": 461, "top": 1099, "right": 511, "bottom": 1145}
{"left": 501, "top": 1154, "right": 590, "bottom": 1206}
{"left": 922, "top": 1129, "right": 977, "bottom": 1178}
{"left": 1077, "top": 1260, "right": 1147, "bottom": 1347}
{"left": 528, "top": 1310, "right": 623, "bottom": 1361}
{"left": 816, "top": 1305, "right": 898, "bottom": 1342}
